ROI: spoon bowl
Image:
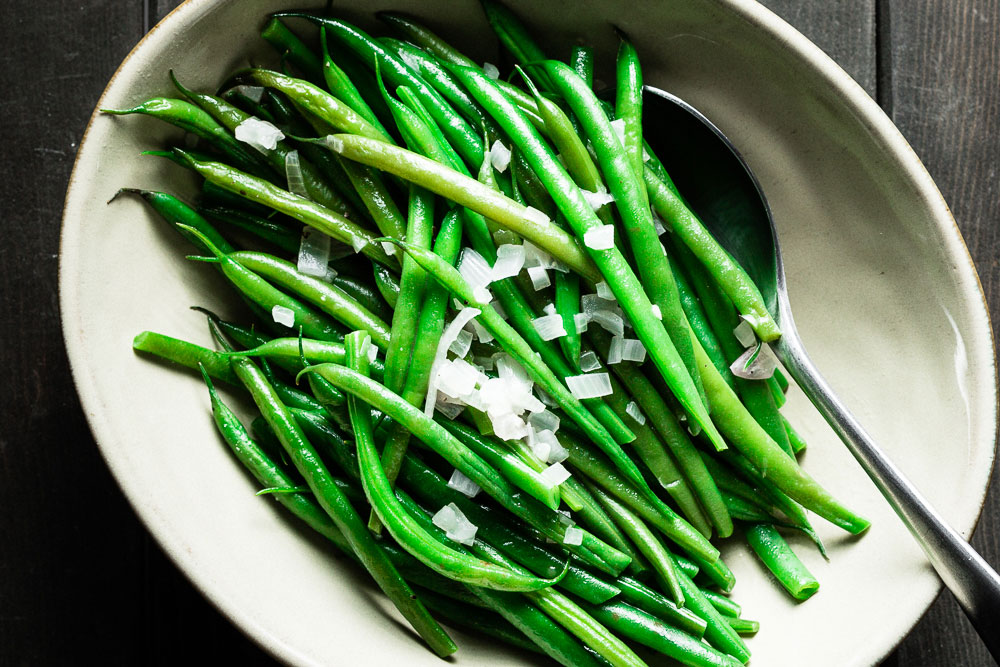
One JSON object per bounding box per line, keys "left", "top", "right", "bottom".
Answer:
{"left": 641, "top": 85, "right": 1000, "bottom": 659}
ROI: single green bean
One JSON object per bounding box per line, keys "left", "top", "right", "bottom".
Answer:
{"left": 745, "top": 524, "right": 820, "bottom": 600}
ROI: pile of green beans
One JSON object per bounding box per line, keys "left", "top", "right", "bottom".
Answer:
{"left": 111, "top": 3, "right": 868, "bottom": 665}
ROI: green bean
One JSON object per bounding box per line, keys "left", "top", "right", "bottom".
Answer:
{"left": 118, "top": 189, "right": 234, "bottom": 255}
{"left": 559, "top": 431, "right": 719, "bottom": 564}
{"left": 209, "top": 320, "right": 456, "bottom": 657}
{"left": 133, "top": 331, "right": 238, "bottom": 385}
{"left": 320, "top": 29, "right": 391, "bottom": 136}
{"left": 277, "top": 14, "right": 486, "bottom": 169}
{"left": 261, "top": 18, "right": 324, "bottom": 82}
{"left": 415, "top": 589, "right": 542, "bottom": 654}
{"left": 168, "top": 151, "right": 396, "bottom": 268}
{"left": 200, "top": 206, "right": 300, "bottom": 254}
{"left": 335, "top": 156, "right": 407, "bottom": 239}
{"left": 587, "top": 482, "right": 684, "bottom": 606}
{"left": 179, "top": 226, "right": 345, "bottom": 342}
{"left": 441, "top": 421, "right": 561, "bottom": 510}
{"left": 745, "top": 524, "right": 820, "bottom": 601}
{"left": 344, "top": 331, "right": 557, "bottom": 592}
{"left": 479, "top": 0, "right": 548, "bottom": 82}
{"left": 645, "top": 167, "right": 779, "bottom": 340}
{"left": 676, "top": 568, "right": 750, "bottom": 663}
{"left": 243, "top": 68, "right": 390, "bottom": 141}
{"left": 581, "top": 600, "right": 743, "bottom": 667}
{"left": 701, "top": 589, "right": 741, "bottom": 618}
{"left": 724, "top": 617, "right": 760, "bottom": 636}
{"left": 614, "top": 34, "right": 646, "bottom": 185}
{"left": 321, "top": 133, "right": 598, "bottom": 280}
{"left": 784, "top": 414, "right": 808, "bottom": 454}
{"left": 540, "top": 60, "right": 707, "bottom": 409}
{"left": 570, "top": 45, "right": 595, "bottom": 88}
{"left": 372, "top": 263, "right": 400, "bottom": 308}
{"left": 451, "top": 64, "right": 727, "bottom": 453}
{"left": 377, "top": 12, "right": 476, "bottom": 68}
{"left": 615, "top": 576, "right": 707, "bottom": 638}
{"left": 102, "top": 97, "right": 268, "bottom": 176}
{"left": 382, "top": 186, "right": 433, "bottom": 396}
{"left": 229, "top": 250, "right": 391, "bottom": 347}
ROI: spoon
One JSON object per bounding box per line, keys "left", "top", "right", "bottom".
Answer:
{"left": 641, "top": 85, "right": 1000, "bottom": 657}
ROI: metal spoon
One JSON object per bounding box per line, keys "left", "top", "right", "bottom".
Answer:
{"left": 641, "top": 85, "right": 1000, "bottom": 657}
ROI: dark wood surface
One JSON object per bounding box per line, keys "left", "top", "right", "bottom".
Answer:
{"left": 1, "top": 0, "right": 996, "bottom": 664}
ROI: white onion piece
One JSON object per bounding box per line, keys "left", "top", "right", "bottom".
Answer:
{"left": 528, "top": 409, "right": 560, "bottom": 433}
{"left": 492, "top": 243, "right": 525, "bottom": 280}
{"left": 432, "top": 503, "right": 477, "bottom": 545}
{"left": 566, "top": 373, "right": 612, "bottom": 399}
{"left": 574, "top": 313, "right": 590, "bottom": 334}
{"left": 610, "top": 118, "right": 626, "bottom": 146}
{"left": 651, "top": 210, "right": 667, "bottom": 236}
{"left": 581, "top": 188, "right": 614, "bottom": 211}
{"left": 424, "top": 308, "right": 481, "bottom": 416}
{"left": 579, "top": 350, "right": 601, "bottom": 372}
{"left": 230, "top": 85, "right": 264, "bottom": 103}
{"left": 522, "top": 241, "right": 552, "bottom": 268}
{"left": 447, "top": 469, "right": 481, "bottom": 498}
{"left": 563, "top": 525, "right": 584, "bottom": 546}
{"left": 626, "top": 400, "right": 646, "bottom": 425}
{"left": 271, "top": 305, "right": 295, "bottom": 327}
{"left": 434, "top": 395, "right": 465, "bottom": 420}
{"left": 479, "top": 377, "right": 514, "bottom": 417}
{"left": 496, "top": 355, "right": 532, "bottom": 390}
{"left": 591, "top": 310, "right": 625, "bottom": 337}
{"left": 730, "top": 343, "right": 778, "bottom": 380}
{"left": 733, "top": 320, "right": 756, "bottom": 347}
{"left": 323, "top": 135, "right": 345, "bottom": 153}
{"left": 527, "top": 266, "right": 551, "bottom": 290}
{"left": 660, "top": 242, "right": 668, "bottom": 256}
{"left": 596, "top": 281, "right": 616, "bottom": 300}
{"left": 517, "top": 392, "right": 545, "bottom": 414}
{"left": 524, "top": 206, "right": 551, "bottom": 226}
{"left": 643, "top": 148, "right": 652, "bottom": 163}
{"left": 556, "top": 509, "right": 575, "bottom": 526}
{"left": 380, "top": 241, "right": 397, "bottom": 256}
{"left": 366, "top": 340, "right": 378, "bottom": 362}
{"left": 234, "top": 117, "right": 285, "bottom": 153}
{"left": 470, "top": 319, "right": 494, "bottom": 344}
{"left": 492, "top": 413, "right": 529, "bottom": 441}
{"left": 583, "top": 225, "right": 615, "bottom": 250}
{"left": 297, "top": 227, "right": 331, "bottom": 277}
{"left": 350, "top": 235, "right": 369, "bottom": 253}
{"left": 475, "top": 355, "right": 496, "bottom": 371}
{"left": 473, "top": 286, "right": 493, "bottom": 304}
{"left": 284, "top": 150, "right": 309, "bottom": 198}
{"left": 547, "top": 437, "right": 569, "bottom": 463}
{"left": 436, "top": 359, "right": 480, "bottom": 399}
{"left": 540, "top": 462, "right": 571, "bottom": 486}
{"left": 458, "top": 247, "right": 493, "bottom": 292}
{"left": 543, "top": 303, "right": 557, "bottom": 316}
{"left": 530, "top": 437, "right": 551, "bottom": 463}
{"left": 607, "top": 336, "right": 624, "bottom": 365}
{"left": 489, "top": 140, "right": 511, "bottom": 172}
{"left": 483, "top": 62, "right": 500, "bottom": 80}
{"left": 449, "top": 329, "right": 474, "bottom": 358}
{"left": 536, "top": 388, "right": 557, "bottom": 407}
{"left": 532, "top": 314, "right": 568, "bottom": 341}
{"left": 651, "top": 304, "right": 662, "bottom": 320}
{"left": 621, "top": 339, "right": 647, "bottom": 363}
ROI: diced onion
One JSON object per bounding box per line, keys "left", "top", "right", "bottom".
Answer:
{"left": 424, "top": 308, "right": 481, "bottom": 416}
{"left": 532, "top": 314, "right": 568, "bottom": 341}
{"left": 229, "top": 85, "right": 265, "bottom": 103}
{"left": 473, "top": 286, "right": 493, "bottom": 304}
{"left": 651, "top": 304, "right": 662, "bottom": 320}
{"left": 284, "top": 149, "right": 309, "bottom": 198}
{"left": 610, "top": 118, "right": 626, "bottom": 146}
{"left": 470, "top": 319, "right": 494, "bottom": 344}
{"left": 524, "top": 206, "right": 551, "bottom": 226}
{"left": 581, "top": 188, "right": 614, "bottom": 211}
{"left": 579, "top": 350, "right": 601, "bottom": 372}
{"left": 591, "top": 310, "right": 625, "bottom": 337}
{"left": 350, "top": 235, "right": 369, "bottom": 253}
{"left": 574, "top": 313, "right": 590, "bottom": 334}
{"left": 730, "top": 343, "right": 778, "bottom": 380}
{"left": 596, "top": 281, "right": 616, "bottom": 300}
{"left": 496, "top": 355, "right": 532, "bottom": 391}
{"left": 528, "top": 409, "right": 560, "bottom": 433}
{"left": 621, "top": 339, "right": 647, "bottom": 363}
{"left": 583, "top": 225, "right": 615, "bottom": 250}
{"left": 489, "top": 140, "right": 511, "bottom": 172}
{"left": 234, "top": 117, "right": 285, "bottom": 153}
{"left": 271, "top": 305, "right": 295, "bottom": 327}
{"left": 543, "top": 303, "right": 557, "bottom": 316}
{"left": 436, "top": 358, "right": 481, "bottom": 399}
{"left": 434, "top": 395, "right": 465, "bottom": 420}
{"left": 733, "top": 320, "right": 757, "bottom": 347}
{"left": 625, "top": 400, "right": 646, "bottom": 425}
{"left": 608, "top": 336, "right": 624, "bottom": 365}
{"left": 432, "top": 503, "right": 477, "bottom": 545}
{"left": 492, "top": 243, "right": 525, "bottom": 280}
{"left": 566, "top": 373, "right": 612, "bottom": 399}
{"left": 447, "top": 469, "right": 481, "bottom": 498}
{"left": 449, "top": 329, "right": 474, "bottom": 358}
{"left": 483, "top": 62, "right": 500, "bottom": 80}
{"left": 540, "top": 462, "right": 571, "bottom": 486}
{"left": 563, "top": 525, "right": 584, "bottom": 546}
{"left": 651, "top": 209, "right": 667, "bottom": 236}
{"left": 297, "top": 227, "right": 331, "bottom": 278}
{"left": 458, "top": 247, "right": 493, "bottom": 292}
{"left": 527, "top": 266, "right": 550, "bottom": 290}
{"left": 492, "top": 413, "right": 529, "bottom": 441}
{"left": 380, "top": 241, "right": 397, "bottom": 256}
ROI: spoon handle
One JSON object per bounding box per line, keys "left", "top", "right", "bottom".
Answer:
{"left": 774, "top": 327, "right": 1000, "bottom": 658}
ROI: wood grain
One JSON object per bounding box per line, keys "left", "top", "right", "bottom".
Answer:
{"left": 0, "top": 0, "right": 995, "bottom": 665}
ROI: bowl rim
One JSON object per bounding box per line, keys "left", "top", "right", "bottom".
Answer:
{"left": 58, "top": 0, "right": 999, "bottom": 664}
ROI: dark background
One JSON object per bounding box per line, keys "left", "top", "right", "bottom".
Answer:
{"left": 2, "top": 0, "right": 997, "bottom": 664}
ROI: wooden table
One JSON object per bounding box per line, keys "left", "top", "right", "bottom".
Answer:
{"left": 2, "top": 1, "right": 996, "bottom": 664}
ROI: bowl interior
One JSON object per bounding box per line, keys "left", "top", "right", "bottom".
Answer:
{"left": 60, "top": 1, "right": 997, "bottom": 665}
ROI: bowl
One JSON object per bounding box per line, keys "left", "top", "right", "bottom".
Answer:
{"left": 60, "top": 0, "right": 997, "bottom": 665}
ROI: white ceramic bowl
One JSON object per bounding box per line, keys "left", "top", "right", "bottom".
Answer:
{"left": 60, "top": 1, "right": 997, "bottom": 665}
